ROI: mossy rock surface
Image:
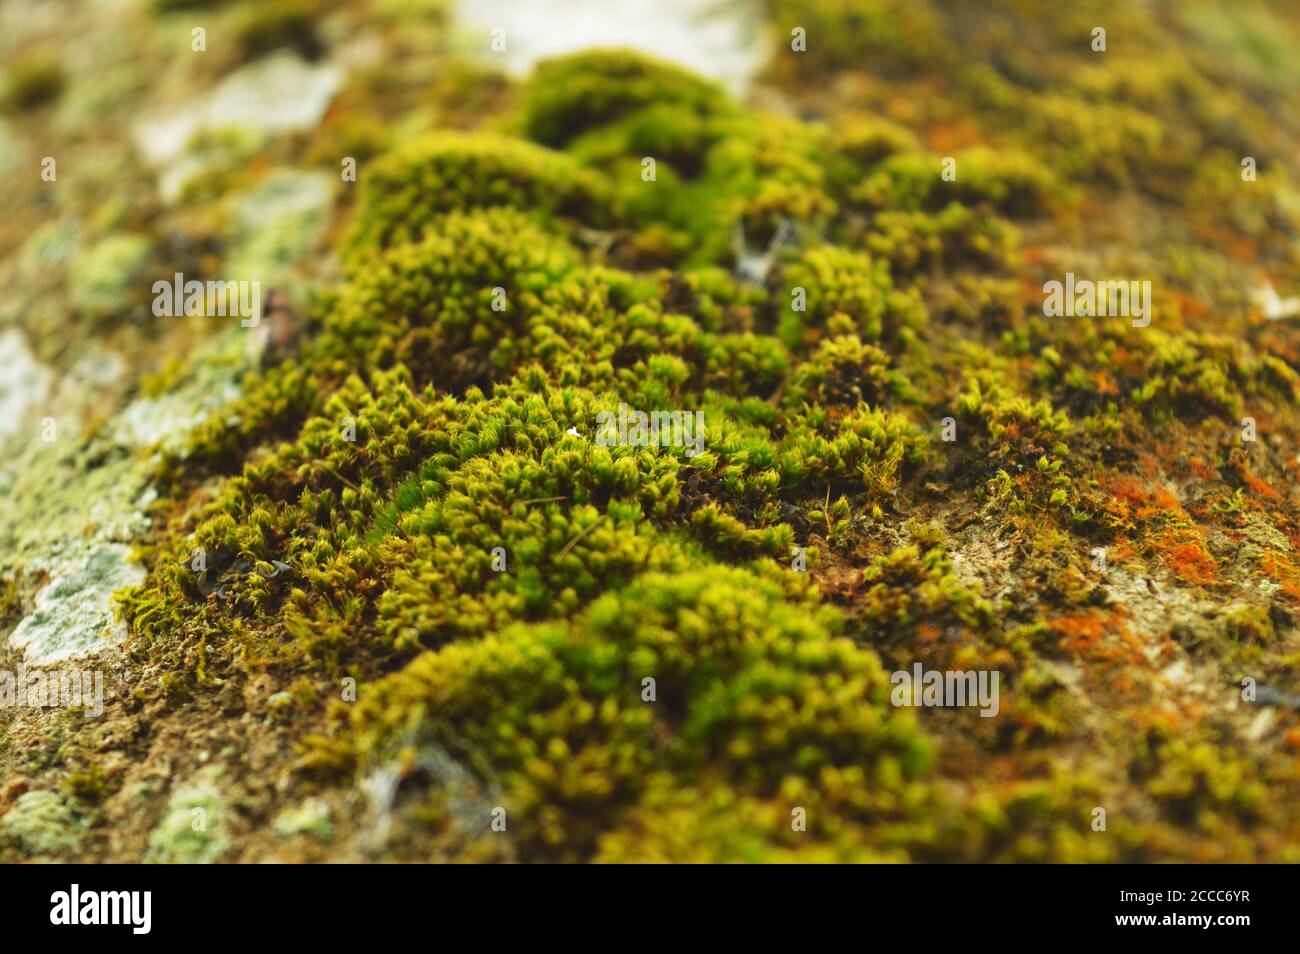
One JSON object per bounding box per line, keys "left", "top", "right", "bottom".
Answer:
{"left": 3, "top": 0, "right": 1300, "bottom": 864}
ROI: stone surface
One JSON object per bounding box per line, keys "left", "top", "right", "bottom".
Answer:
{"left": 8, "top": 545, "right": 144, "bottom": 665}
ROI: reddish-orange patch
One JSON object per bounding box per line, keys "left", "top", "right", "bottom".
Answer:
{"left": 1107, "top": 475, "right": 1150, "bottom": 506}
{"left": 1050, "top": 609, "right": 1144, "bottom": 666}
{"left": 1110, "top": 540, "right": 1137, "bottom": 563}
{"left": 924, "top": 119, "right": 983, "bottom": 153}
{"left": 1093, "top": 370, "right": 1119, "bottom": 396}
{"left": 1175, "top": 291, "right": 1208, "bottom": 321}
{"left": 1163, "top": 537, "right": 1217, "bottom": 586}
{"left": 1258, "top": 552, "right": 1300, "bottom": 604}
{"left": 1179, "top": 700, "right": 1206, "bottom": 721}
{"left": 1152, "top": 487, "right": 1180, "bottom": 510}
{"left": 1224, "top": 233, "right": 1258, "bottom": 263}
{"left": 1243, "top": 470, "right": 1282, "bottom": 502}
{"left": 1106, "top": 476, "right": 1181, "bottom": 522}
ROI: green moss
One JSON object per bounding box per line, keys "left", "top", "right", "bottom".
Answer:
{"left": 778, "top": 244, "right": 925, "bottom": 350}
{"left": 344, "top": 565, "right": 931, "bottom": 860}
{"left": 234, "top": 0, "right": 323, "bottom": 62}
{"left": 864, "top": 203, "right": 1020, "bottom": 276}
{"left": 856, "top": 523, "right": 995, "bottom": 649}
{"left": 346, "top": 132, "right": 615, "bottom": 252}
{"left": 1, "top": 56, "right": 65, "bottom": 113}
{"left": 275, "top": 798, "right": 333, "bottom": 840}
{"left": 1222, "top": 604, "right": 1274, "bottom": 644}
{"left": 824, "top": 115, "right": 922, "bottom": 190}
{"left": 784, "top": 336, "right": 918, "bottom": 409}
{"left": 70, "top": 234, "right": 153, "bottom": 317}
{"left": 852, "top": 147, "right": 1058, "bottom": 218}
{"left": 519, "top": 49, "right": 732, "bottom": 151}
{"left": 1134, "top": 729, "right": 1267, "bottom": 827}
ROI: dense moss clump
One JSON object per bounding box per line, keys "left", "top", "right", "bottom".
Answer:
{"left": 346, "top": 133, "right": 615, "bottom": 252}
{"left": 346, "top": 567, "right": 932, "bottom": 860}
{"left": 1, "top": 55, "right": 65, "bottom": 113}
{"left": 518, "top": 49, "right": 735, "bottom": 152}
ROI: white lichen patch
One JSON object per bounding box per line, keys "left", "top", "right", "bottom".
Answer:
{"left": 224, "top": 169, "right": 336, "bottom": 285}
{"left": 8, "top": 545, "right": 144, "bottom": 665}
{"left": 133, "top": 52, "right": 342, "bottom": 202}
{"left": 113, "top": 331, "right": 247, "bottom": 453}
{"left": 0, "top": 329, "right": 53, "bottom": 447}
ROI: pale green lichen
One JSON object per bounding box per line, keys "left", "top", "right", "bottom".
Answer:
{"left": 144, "top": 768, "right": 230, "bottom": 864}
{"left": 0, "top": 790, "right": 84, "bottom": 856}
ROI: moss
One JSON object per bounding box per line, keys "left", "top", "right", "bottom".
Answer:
{"left": 333, "top": 207, "right": 584, "bottom": 383}
{"left": 761, "top": 0, "right": 951, "bottom": 78}
{"left": 1221, "top": 604, "right": 1274, "bottom": 644}
{"left": 234, "top": 0, "right": 324, "bottom": 62}
{"left": 784, "top": 336, "right": 919, "bottom": 409}
{"left": 1, "top": 56, "right": 65, "bottom": 114}
{"left": 856, "top": 523, "right": 995, "bottom": 651}
{"left": 70, "top": 234, "right": 153, "bottom": 317}
{"left": 956, "top": 371, "right": 1071, "bottom": 463}
{"left": 1134, "top": 729, "right": 1267, "bottom": 828}
{"left": 0, "top": 572, "right": 21, "bottom": 629}
{"left": 64, "top": 766, "right": 113, "bottom": 805}
{"left": 153, "top": 0, "right": 235, "bottom": 10}
{"left": 778, "top": 244, "right": 925, "bottom": 350}
{"left": 824, "top": 115, "right": 921, "bottom": 191}
{"left": 518, "top": 49, "right": 732, "bottom": 151}
{"left": 344, "top": 566, "right": 931, "bottom": 861}
{"left": 850, "top": 147, "right": 1058, "bottom": 218}
{"left": 274, "top": 798, "right": 333, "bottom": 840}
{"left": 864, "top": 203, "right": 1020, "bottom": 276}
{"left": 346, "top": 132, "right": 615, "bottom": 253}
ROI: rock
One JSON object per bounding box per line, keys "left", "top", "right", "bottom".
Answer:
{"left": 133, "top": 52, "right": 342, "bottom": 203}
{"left": 0, "top": 330, "right": 53, "bottom": 446}
{"left": 8, "top": 545, "right": 144, "bottom": 665}
{"left": 224, "top": 169, "right": 335, "bottom": 285}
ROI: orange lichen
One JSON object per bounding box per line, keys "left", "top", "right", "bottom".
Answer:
{"left": 1161, "top": 535, "right": 1218, "bottom": 586}
{"left": 1050, "top": 610, "right": 1143, "bottom": 665}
